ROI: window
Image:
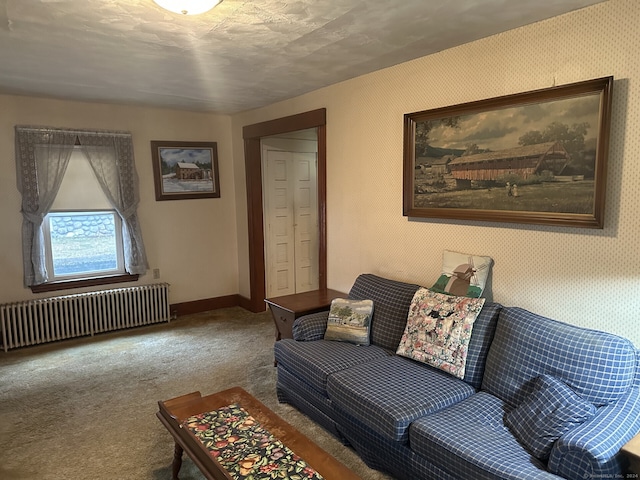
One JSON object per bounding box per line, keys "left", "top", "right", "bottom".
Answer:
{"left": 40, "top": 150, "right": 127, "bottom": 282}
{"left": 43, "top": 211, "right": 125, "bottom": 280}
{"left": 15, "top": 126, "right": 148, "bottom": 292}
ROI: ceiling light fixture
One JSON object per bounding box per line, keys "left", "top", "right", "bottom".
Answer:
{"left": 153, "top": 0, "right": 222, "bottom": 15}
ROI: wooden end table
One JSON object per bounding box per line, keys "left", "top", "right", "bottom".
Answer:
{"left": 265, "top": 289, "right": 346, "bottom": 342}
{"left": 621, "top": 433, "right": 640, "bottom": 476}
{"left": 156, "top": 387, "right": 361, "bottom": 480}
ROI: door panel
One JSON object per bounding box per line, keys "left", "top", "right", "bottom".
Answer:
{"left": 264, "top": 152, "right": 296, "bottom": 297}
{"left": 293, "top": 154, "right": 318, "bottom": 292}
{"left": 263, "top": 142, "right": 318, "bottom": 297}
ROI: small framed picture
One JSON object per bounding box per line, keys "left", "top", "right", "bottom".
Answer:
{"left": 151, "top": 140, "right": 220, "bottom": 200}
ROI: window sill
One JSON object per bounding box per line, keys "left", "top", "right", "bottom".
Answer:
{"left": 30, "top": 274, "right": 139, "bottom": 294}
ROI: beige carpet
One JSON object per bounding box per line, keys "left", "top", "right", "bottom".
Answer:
{"left": 0, "top": 307, "right": 392, "bottom": 480}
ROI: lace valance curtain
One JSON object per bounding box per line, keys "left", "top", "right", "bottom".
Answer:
{"left": 15, "top": 126, "right": 149, "bottom": 286}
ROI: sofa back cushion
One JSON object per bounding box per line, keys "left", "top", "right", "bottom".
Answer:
{"left": 482, "top": 307, "right": 637, "bottom": 407}
{"left": 462, "top": 301, "right": 501, "bottom": 389}
{"left": 349, "top": 274, "right": 420, "bottom": 352}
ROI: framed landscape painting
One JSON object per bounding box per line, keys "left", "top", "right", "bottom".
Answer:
{"left": 151, "top": 140, "right": 220, "bottom": 201}
{"left": 403, "top": 77, "right": 613, "bottom": 228}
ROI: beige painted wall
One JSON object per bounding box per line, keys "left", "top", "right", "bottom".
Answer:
{"left": 232, "top": 0, "right": 640, "bottom": 345}
{"left": 2, "top": 0, "right": 638, "bottom": 346}
{"left": 0, "top": 95, "right": 238, "bottom": 305}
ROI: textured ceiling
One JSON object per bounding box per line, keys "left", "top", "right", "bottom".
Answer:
{"left": 0, "top": 0, "right": 606, "bottom": 114}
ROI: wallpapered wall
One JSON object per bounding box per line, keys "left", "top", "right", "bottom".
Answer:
{"left": 232, "top": 0, "right": 640, "bottom": 345}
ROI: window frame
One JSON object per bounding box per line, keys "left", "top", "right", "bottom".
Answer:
{"left": 32, "top": 210, "right": 138, "bottom": 293}
{"left": 43, "top": 209, "right": 126, "bottom": 281}
{"left": 29, "top": 273, "right": 139, "bottom": 294}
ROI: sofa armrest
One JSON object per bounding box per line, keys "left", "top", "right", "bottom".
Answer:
{"left": 291, "top": 311, "right": 329, "bottom": 341}
{"left": 548, "top": 386, "right": 640, "bottom": 479}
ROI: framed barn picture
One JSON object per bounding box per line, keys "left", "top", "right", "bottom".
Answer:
{"left": 403, "top": 77, "right": 613, "bottom": 228}
{"left": 151, "top": 140, "right": 220, "bottom": 201}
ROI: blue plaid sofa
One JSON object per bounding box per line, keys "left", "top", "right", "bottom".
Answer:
{"left": 274, "top": 274, "right": 640, "bottom": 480}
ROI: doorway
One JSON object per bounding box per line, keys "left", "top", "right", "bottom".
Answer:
{"left": 243, "top": 109, "right": 327, "bottom": 312}
{"left": 262, "top": 130, "right": 319, "bottom": 297}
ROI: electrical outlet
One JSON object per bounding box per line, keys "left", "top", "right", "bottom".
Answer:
{"left": 153, "top": 268, "right": 160, "bottom": 279}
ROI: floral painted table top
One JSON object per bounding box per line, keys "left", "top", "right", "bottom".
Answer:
{"left": 183, "top": 403, "right": 324, "bottom": 480}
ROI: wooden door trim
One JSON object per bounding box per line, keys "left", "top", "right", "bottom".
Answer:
{"left": 243, "top": 109, "right": 327, "bottom": 312}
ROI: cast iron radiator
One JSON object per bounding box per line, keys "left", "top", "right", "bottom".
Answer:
{"left": 0, "top": 283, "right": 170, "bottom": 352}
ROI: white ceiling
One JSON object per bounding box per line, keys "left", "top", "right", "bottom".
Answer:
{"left": 0, "top": 0, "right": 606, "bottom": 114}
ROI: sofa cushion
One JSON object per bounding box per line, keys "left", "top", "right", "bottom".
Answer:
{"left": 462, "top": 302, "right": 501, "bottom": 389}
{"left": 410, "top": 392, "right": 555, "bottom": 480}
{"left": 396, "top": 288, "right": 485, "bottom": 379}
{"left": 504, "top": 374, "right": 596, "bottom": 460}
{"left": 348, "top": 274, "right": 420, "bottom": 351}
{"left": 331, "top": 406, "right": 460, "bottom": 480}
{"left": 274, "top": 339, "right": 390, "bottom": 394}
{"left": 482, "top": 307, "right": 637, "bottom": 407}
{"left": 327, "top": 355, "right": 475, "bottom": 443}
{"left": 324, "top": 298, "right": 373, "bottom": 346}
{"left": 430, "top": 250, "right": 494, "bottom": 298}
{"left": 276, "top": 365, "right": 344, "bottom": 438}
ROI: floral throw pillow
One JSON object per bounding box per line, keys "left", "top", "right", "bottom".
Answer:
{"left": 396, "top": 288, "right": 485, "bottom": 379}
{"left": 430, "top": 250, "right": 493, "bottom": 298}
{"left": 324, "top": 298, "right": 374, "bottom": 346}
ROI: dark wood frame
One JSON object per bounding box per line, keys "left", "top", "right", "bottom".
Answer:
{"left": 30, "top": 274, "right": 139, "bottom": 294}
{"left": 243, "top": 109, "right": 327, "bottom": 312}
{"left": 265, "top": 289, "right": 346, "bottom": 342}
{"left": 403, "top": 77, "right": 613, "bottom": 228}
{"left": 156, "top": 387, "right": 361, "bottom": 480}
{"left": 151, "top": 140, "right": 220, "bottom": 201}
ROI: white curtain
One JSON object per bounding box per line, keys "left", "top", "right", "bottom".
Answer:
{"left": 15, "top": 126, "right": 148, "bottom": 286}
{"left": 77, "top": 133, "right": 148, "bottom": 275}
{"left": 15, "top": 128, "right": 76, "bottom": 285}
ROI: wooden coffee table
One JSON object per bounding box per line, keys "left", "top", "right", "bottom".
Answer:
{"left": 157, "top": 386, "right": 361, "bottom": 480}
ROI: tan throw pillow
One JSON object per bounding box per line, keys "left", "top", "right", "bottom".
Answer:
{"left": 324, "top": 298, "right": 374, "bottom": 346}
{"left": 396, "top": 288, "right": 485, "bottom": 379}
{"left": 430, "top": 250, "right": 493, "bottom": 298}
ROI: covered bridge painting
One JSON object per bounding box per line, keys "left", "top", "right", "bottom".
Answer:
{"left": 447, "top": 141, "right": 570, "bottom": 188}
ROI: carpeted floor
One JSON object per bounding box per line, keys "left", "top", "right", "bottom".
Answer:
{"left": 0, "top": 307, "right": 392, "bottom": 480}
